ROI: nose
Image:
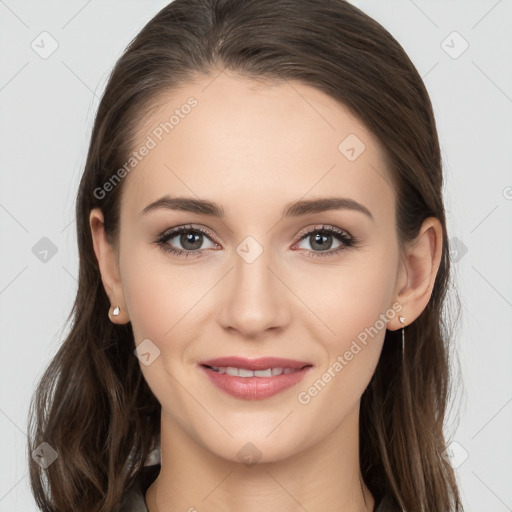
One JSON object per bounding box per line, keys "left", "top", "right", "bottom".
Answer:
{"left": 216, "top": 244, "right": 291, "bottom": 340}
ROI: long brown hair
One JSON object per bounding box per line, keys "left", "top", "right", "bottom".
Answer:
{"left": 27, "top": 1, "right": 463, "bottom": 510}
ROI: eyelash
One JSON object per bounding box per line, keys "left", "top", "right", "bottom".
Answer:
{"left": 153, "top": 224, "right": 358, "bottom": 259}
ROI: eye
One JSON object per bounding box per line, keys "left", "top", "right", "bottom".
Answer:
{"left": 154, "top": 224, "right": 219, "bottom": 257}
{"left": 154, "top": 223, "right": 358, "bottom": 259}
{"left": 293, "top": 224, "right": 356, "bottom": 258}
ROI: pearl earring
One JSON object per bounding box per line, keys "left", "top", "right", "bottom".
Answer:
{"left": 112, "top": 306, "right": 120, "bottom": 317}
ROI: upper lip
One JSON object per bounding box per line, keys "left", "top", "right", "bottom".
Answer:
{"left": 200, "top": 357, "right": 312, "bottom": 371}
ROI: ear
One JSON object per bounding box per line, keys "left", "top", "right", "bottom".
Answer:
{"left": 390, "top": 217, "right": 443, "bottom": 330}
{"left": 89, "top": 208, "right": 130, "bottom": 324}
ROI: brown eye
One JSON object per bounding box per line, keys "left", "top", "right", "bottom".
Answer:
{"left": 155, "top": 225, "right": 218, "bottom": 257}
{"left": 294, "top": 225, "right": 356, "bottom": 258}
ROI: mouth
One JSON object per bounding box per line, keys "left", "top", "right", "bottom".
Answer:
{"left": 199, "top": 357, "right": 313, "bottom": 400}
{"left": 203, "top": 365, "right": 305, "bottom": 377}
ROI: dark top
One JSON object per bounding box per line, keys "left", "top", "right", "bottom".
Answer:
{"left": 119, "top": 464, "right": 403, "bottom": 512}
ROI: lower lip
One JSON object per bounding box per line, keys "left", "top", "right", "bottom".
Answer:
{"left": 200, "top": 365, "right": 312, "bottom": 400}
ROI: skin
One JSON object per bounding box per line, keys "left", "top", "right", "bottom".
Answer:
{"left": 90, "top": 69, "right": 442, "bottom": 512}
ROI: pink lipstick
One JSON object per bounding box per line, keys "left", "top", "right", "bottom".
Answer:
{"left": 199, "top": 356, "right": 313, "bottom": 400}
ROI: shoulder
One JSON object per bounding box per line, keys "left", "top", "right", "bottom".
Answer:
{"left": 119, "top": 464, "right": 160, "bottom": 512}
{"left": 374, "top": 486, "right": 404, "bottom": 512}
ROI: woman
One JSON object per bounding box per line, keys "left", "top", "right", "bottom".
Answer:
{"left": 27, "top": 1, "right": 463, "bottom": 511}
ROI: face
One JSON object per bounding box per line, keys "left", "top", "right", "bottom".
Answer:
{"left": 112, "top": 71, "right": 403, "bottom": 463}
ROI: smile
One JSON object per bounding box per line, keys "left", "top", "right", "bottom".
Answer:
{"left": 199, "top": 357, "right": 313, "bottom": 400}
{"left": 207, "top": 366, "right": 300, "bottom": 377}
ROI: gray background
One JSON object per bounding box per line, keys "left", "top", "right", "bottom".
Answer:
{"left": 1, "top": 0, "right": 511, "bottom": 510}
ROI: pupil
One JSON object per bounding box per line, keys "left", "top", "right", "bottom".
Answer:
{"left": 311, "top": 233, "right": 332, "bottom": 251}
{"left": 181, "top": 232, "right": 202, "bottom": 250}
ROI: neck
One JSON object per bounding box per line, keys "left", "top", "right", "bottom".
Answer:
{"left": 145, "top": 404, "right": 374, "bottom": 512}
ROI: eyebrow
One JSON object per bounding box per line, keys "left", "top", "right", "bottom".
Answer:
{"left": 139, "top": 195, "right": 374, "bottom": 221}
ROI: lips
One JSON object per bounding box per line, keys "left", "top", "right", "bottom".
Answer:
{"left": 200, "top": 356, "right": 311, "bottom": 371}
{"left": 207, "top": 367, "right": 298, "bottom": 377}
{"left": 199, "top": 356, "right": 313, "bottom": 400}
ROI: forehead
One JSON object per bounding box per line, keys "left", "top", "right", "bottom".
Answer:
{"left": 120, "top": 71, "right": 395, "bottom": 225}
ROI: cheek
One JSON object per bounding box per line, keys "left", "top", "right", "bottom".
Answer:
{"left": 120, "top": 241, "right": 203, "bottom": 343}
{"left": 121, "top": 257, "right": 169, "bottom": 342}
{"left": 302, "top": 249, "right": 397, "bottom": 342}
{"left": 120, "top": 247, "right": 201, "bottom": 408}
{"left": 302, "top": 246, "right": 398, "bottom": 385}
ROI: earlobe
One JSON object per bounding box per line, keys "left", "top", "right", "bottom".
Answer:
{"left": 392, "top": 217, "right": 443, "bottom": 329}
{"left": 89, "top": 208, "right": 130, "bottom": 324}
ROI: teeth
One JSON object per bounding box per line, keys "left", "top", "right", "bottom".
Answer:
{"left": 254, "top": 369, "right": 272, "bottom": 377}
{"left": 209, "top": 366, "right": 299, "bottom": 377}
